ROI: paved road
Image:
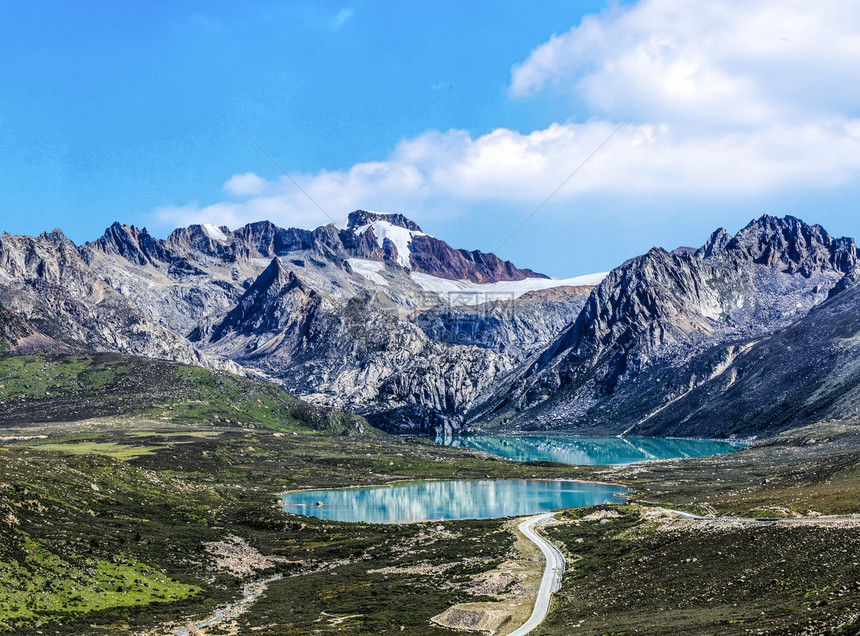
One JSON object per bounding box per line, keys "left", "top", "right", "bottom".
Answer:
{"left": 509, "top": 513, "right": 565, "bottom": 636}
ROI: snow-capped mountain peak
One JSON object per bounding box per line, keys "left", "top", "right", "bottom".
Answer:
{"left": 353, "top": 220, "right": 427, "bottom": 268}
{"left": 346, "top": 209, "right": 422, "bottom": 232}
{"left": 344, "top": 210, "right": 429, "bottom": 268}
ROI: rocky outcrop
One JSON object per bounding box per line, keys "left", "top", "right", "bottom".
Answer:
{"left": 209, "top": 259, "right": 321, "bottom": 342}
{"left": 412, "top": 285, "right": 592, "bottom": 360}
{"left": 346, "top": 210, "right": 422, "bottom": 233}
{"left": 696, "top": 228, "right": 732, "bottom": 259}
{"left": 722, "top": 215, "right": 857, "bottom": 275}
{"left": 408, "top": 234, "right": 548, "bottom": 283}
{"left": 0, "top": 305, "right": 72, "bottom": 354}
{"left": 86, "top": 222, "right": 174, "bottom": 267}
{"left": 0, "top": 306, "right": 32, "bottom": 347}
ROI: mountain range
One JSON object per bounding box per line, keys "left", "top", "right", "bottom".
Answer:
{"left": 2, "top": 211, "right": 859, "bottom": 439}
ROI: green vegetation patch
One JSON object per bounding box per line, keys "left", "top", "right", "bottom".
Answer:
{"left": 617, "top": 421, "right": 860, "bottom": 516}
{"left": 26, "top": 441, "right": 159, "bottom": 460}
{"left": 231, "top": 516, "right": 512, "bottom": 635}
{"left": 0, "top": 536, "right": 200, "bottom": 631}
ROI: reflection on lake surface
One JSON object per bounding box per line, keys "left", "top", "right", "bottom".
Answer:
{"left": 280, "top": 479, "right": 627, "bottom": 523}
{"left": 436, "top": 434, "right": 745, "bottom": 465}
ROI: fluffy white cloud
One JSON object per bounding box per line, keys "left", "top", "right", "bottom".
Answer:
{"left": 155, "top": 117, "right": 860, "bottom": 231}
{"left": 511, "top": 0, "right": 860, "bottom": 126}
{"left": 223, "top": 172, "right": 266, "bottom": 196}
{"left": 154, "top": 0, "right": 860, "bottom": 233}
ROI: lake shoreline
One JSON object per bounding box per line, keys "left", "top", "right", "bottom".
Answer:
{"left": 279, "top": 479, "right": 629, "bottom": 524}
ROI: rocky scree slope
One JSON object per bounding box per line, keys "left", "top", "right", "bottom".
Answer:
{"left": 194, "top": 257, "right": 522, "bottom": 434}
{"left": 475, "top": 216, "right": 860, "bottom": 437}
{"left": 615, "top": 270, "right": 860, "bottom": 438}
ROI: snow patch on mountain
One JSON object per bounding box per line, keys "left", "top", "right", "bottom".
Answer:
{"left": 353, "top": 221, "right": 427, "bottom": 268}
{"left": 202, "top": 223, "right": 229, "bottom": 242}
{"left": 410, "top": 271, "right": 608, "bottom": 303}
{"left": 347, "top": 258, "right": 388, "bottom": 286}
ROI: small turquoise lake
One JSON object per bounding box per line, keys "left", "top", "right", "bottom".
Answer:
{"left": 434, "top": 434, "right": 745, "bottom": 465}
{"left": 280, "top": 479, "right": 627, "bottom": 523}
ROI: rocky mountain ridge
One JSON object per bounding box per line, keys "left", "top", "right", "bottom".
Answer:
{"left": 2, "top": 212, "right": 857, "bottom": 438}
{"left": 476, "top": 215, "right": 860, "bottom": 437}
{"left": 0, "top": 211, "right": 584, "bottom": 435}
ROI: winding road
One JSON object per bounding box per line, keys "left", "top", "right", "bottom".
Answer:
{"left": 509, "top": 513, "right": 565, "bottom": 636}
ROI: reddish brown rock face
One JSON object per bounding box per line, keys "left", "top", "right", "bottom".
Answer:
{"left": 408, "top": 234, "right": 548, "bottom": 283}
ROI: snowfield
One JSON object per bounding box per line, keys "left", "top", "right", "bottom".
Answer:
{"left": 352, "top": 221, "right": 428, "bottom": 268}
{"left": 347, "top": 258, "right": 388, "bottom": 286}
{"left": 202, "top": 223, "right": 229, "bottom": 242}
{"left": 410, "top": 271, "right": 607, "bottom": 302}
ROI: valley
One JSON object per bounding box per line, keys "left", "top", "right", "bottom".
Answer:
{"left": 2, "top": 213, "right": 860, "bottom": 634}
{"left": 2, "top": 401, "right": 860, "bottom": 634}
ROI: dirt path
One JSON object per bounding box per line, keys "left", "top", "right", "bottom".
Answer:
{"left": 666, "top": 508, "right": 860, "bottom": 527}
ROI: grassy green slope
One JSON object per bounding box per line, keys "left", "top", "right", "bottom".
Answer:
{"left": 0, "top": 351, "right": 368, "bottom": 434}
{"left": 0, "top": 421, "right": 577, "bottom": 635}
{"left": 0, "top": 350, "right": 586, "bottom": 634}
{"left": 615, "top": 420, "right": 860, "bottom": 516}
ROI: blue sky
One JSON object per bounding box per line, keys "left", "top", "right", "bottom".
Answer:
{"left": 2, "top": 0, "right": 860, "bottom": 277}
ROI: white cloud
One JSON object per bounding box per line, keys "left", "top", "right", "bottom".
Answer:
{"left": 224, "top": 172, "right": 266, "bottom": 196}
{"left": 330, "top": 8, "right": 353, "bottom": 30}
{"left": 152, "top": 0, "right": 860, "bottom": 233}
{"left": 510, "top": 0, "right": 860, "bottom": 126}
{"left": 154, "top": 118, "right": 860, "bottom": 231}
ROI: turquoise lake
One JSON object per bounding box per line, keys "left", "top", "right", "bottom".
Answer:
{"left": 280, "top": 479, "right": 627, "bottom": 523}
{"left": 434, "top": 434, "right": 745, "bottom": 465}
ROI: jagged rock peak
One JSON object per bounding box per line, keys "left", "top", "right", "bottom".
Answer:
{"left": 696, "top": 228, "right": 732, "bottom": 259}
{"left": 732, "top": 215, "right": 832, "bottom": 250}
{"left": 38, "top": 228, "right": 74, "bottom": 246}
{"left": 195, "top": 223, "right": 232, "bottom": 242}
{"left": 209, "top": 258, "right": 313, "bottom": 342}
{"left": 254, "top": 257, "right": 296, "bottom": 290}
{"left": 166, "top": 223, "right": 232, "bottom": 245}
{"left": 671, "top": 246, "right": 697, "bottom": 257}
{"left": 87, "top": 222, "right": 171, "bottom": 266}
{"left": 240, "top": 258, "right": 312, "bottom": 303}
{"left": 346, "top": 210, "right": 423, "bottom": 233}
{"left": 726, "top": 214, "right": 858, "bottom": 276}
